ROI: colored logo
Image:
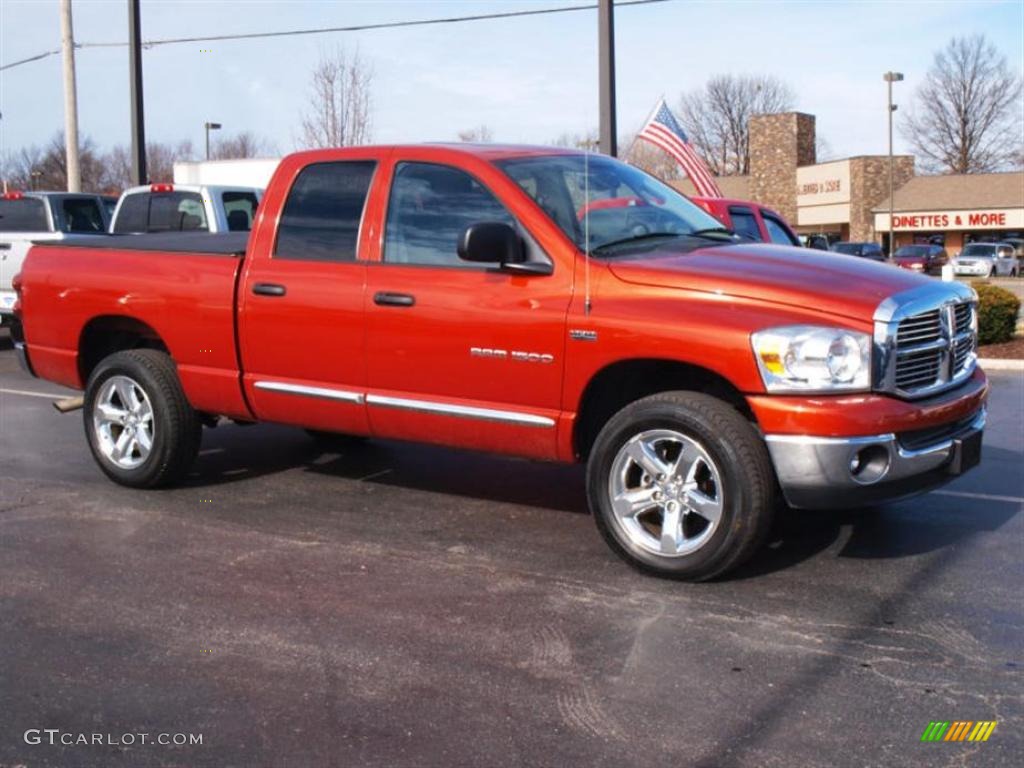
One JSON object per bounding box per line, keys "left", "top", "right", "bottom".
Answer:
{"left": 921, "top": 721, "right": 996, "bottom": 742}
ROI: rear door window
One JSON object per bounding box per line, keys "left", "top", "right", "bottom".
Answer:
{"left": 149, "top": 192, "right": 208, "bottom": 232}
{"left": 60, "top": 197, "right": 105, "bottom": 233}
{"left": 275, "top": 161, "right": 376, "bottom": 262}
{"left": 222, "top": 191, "right": 259, "bottom": 231}
{"left": 728, "top": 206, "right": 762, "bottom": 241}
{"left": 112, "top": 194, "right": 149, "bottom": 233}
{"left": 0, "top": 197, "right": 49, "bottom": 232}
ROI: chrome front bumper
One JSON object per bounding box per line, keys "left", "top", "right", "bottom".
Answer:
{"left": 766, "top": 409, "right": 985, "bottom": 509}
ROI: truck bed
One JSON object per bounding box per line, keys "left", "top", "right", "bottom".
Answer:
{"left": 33, "top": 231, "right": 249, "bottom": 256}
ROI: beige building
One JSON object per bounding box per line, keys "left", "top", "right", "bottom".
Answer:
{"left": 873, "top": 172, "right": 1024, "bottom": 252}
{"left": 668, "top": 111, "right": 1022, "bottom": 248}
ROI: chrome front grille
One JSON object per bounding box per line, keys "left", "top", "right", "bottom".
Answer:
{"left": 874, "top": 283, "right": 978, "bottom": 399}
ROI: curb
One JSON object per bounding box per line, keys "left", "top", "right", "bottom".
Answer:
{"left": 979, "top": 358, "right": 1024, "bottom": 371}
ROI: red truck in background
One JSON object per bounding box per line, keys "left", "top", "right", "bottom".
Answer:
{"left": 11, "top": 145, "right": 987, "bottom": 580}
{"left": 690, "top": 196, "right": 803, "bottom": 247}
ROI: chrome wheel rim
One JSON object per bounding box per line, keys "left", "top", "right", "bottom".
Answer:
{"left": 607, "top": 429, "right": 724, "bottom": 557}
{"left": 92, "top": 375, "right": 155, "bottom": 470}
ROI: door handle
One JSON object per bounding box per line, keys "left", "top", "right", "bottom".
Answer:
{"left": 252, "top": 283, "right": 287, "bottom": 297}
{"left": 373, "top": 291, "right": 415, "bottom": 307}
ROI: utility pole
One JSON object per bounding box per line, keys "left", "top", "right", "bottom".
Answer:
{"left": 883, "top": 71, "right": 904, "bottom": 258}
{"left": 128, "top": 0, "right": 147, "bottom": 184}
{"left": 598, "top": 0, "right": 617, "bottom": 157}
{"left": 60, "top": 0, "right": 81, "bottom": 192}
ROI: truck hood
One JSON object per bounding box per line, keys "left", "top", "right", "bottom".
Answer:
{"left": 607, "top": 241, "right": 929, "bottom": 322}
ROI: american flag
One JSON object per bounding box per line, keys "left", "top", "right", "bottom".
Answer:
{"left": 637, "top": 98, "right": 723, "bottom": 198}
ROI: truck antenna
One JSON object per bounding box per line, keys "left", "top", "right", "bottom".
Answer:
{"left": 584, "top": 139, "right": 592, "bottom": 315}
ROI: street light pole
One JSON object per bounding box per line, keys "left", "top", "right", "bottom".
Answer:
{"left": 883, "top": 71, "right": 904, "bottom": 258}
{"left": 204, "top": 122, "right": 222, "bottom": 160}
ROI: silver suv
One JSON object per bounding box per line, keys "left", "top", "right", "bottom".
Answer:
{"left": 953, "top": 242, "right": 1019, "bottom": 278}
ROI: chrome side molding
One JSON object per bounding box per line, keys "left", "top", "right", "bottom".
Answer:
{"left": 253, "top": 381, "right": 365, "bottom": 404}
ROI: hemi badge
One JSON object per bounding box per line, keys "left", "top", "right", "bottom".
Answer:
{"left": 569, "top": 329, "right": 598, "bottom": 342}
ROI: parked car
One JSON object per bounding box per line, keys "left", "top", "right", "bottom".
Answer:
{"left": 996, "top": 237, "right": 1024, "bottom": 272}
{"left": 12, "top": 145, "right": 986, "bottom": 581}
{"left": 799, "top": 234, "right": 832, "bottom": 251}
{"left": 689, "top": 197, "right": 802, "bottom": 247}
{"left": 831, "top": 242, "right": 886, "bottom": 261}
{"left": 0, "top": 190, "right": 110, "bottom": 326}
{"left": 892, "top": 244, "right": 949, "bottom": 275}
{"left": 952, "top": 242, "right": 1019, "bottom": 278}
{"left": 110, "top": 184, "right": 262, "bottom": 234}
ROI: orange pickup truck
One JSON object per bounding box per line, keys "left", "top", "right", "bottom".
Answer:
{"left": 12, "top": 144, "right": 987, "bottom": 580}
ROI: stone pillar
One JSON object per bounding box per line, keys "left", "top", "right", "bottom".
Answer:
{"left": 749, "top": 112, "right": 816, "bottom": 223}
{"left": 849, "top": 155, "right": 915, "bottom": 242}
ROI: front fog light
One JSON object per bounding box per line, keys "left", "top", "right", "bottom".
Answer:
{"left": 752, "top": 326, "right": 871, "bottom": 393}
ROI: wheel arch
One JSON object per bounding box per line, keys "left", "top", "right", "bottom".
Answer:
{"left": 573, "top": 358, "right": 754, "bottom": 461}
{"left": 78, "top": 315, "right": 170, "bottom": 385}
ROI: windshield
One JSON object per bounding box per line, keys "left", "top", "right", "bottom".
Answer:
{"left": 495, "top": 154, "right": 727, "bottom": 252}
{"left": 832, "top": 243, "right": 860, "bottom": 255}
{"left": 895, "top": 245, "right": 929, "bottom": 258}
{"left": 961, "top": 244, "right": 995, "bottom": 256}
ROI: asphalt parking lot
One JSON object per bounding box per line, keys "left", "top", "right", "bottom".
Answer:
{"left": 0, "top": 330, "right": 1021, "bottom": 768}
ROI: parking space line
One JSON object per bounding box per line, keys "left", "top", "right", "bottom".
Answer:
{"left": 933, "top": 490, "right": 1024, "bottom": 504}
{"left": 0, "top": 387, "right": 69, "bottom": 400}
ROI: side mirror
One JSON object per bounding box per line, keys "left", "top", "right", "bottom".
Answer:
{"left": 458, "top": 222, "right": 551, "bottom": 275}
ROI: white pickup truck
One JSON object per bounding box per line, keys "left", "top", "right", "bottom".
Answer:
{"left": 110, "top": 184, "right": 262, "bottom": 234}
{"left": 0, "top": 190, "right": 110, "bottom": 325}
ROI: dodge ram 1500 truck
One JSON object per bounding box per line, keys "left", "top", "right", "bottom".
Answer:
{"left": 12, "top": 145, "right": 987, "bottom": 580}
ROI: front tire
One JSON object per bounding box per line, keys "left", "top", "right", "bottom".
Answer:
{"left": 586, "top": 392, "right": 775, "bottom": 581}
{"left": 84, "top": 349, "right": 202, "bottom": 488}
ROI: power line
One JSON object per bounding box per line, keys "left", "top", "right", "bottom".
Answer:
{"left": 1, "top": 0, "right": 669, "bottom": 72}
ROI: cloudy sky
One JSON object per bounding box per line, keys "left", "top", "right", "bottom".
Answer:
{"left": 1, "top": 0, "right": 1022, "bottom": 162}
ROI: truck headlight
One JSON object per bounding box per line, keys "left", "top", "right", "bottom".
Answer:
{"left": 751, "top": 326, "right": 871, "bottom": 392}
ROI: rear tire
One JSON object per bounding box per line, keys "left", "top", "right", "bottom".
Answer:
{"left": 586, "top": 392, "right": 775, "bottom": 581}
{"left": 84, "top": 350, "right": 202, "bottom": 488}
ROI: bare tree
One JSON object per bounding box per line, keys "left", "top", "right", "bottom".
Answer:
{"left": 549, "top": 129, "right": 598, "bottom": 150}
{"left": 457, "top": 125, "right": 494, "bottom": 143}
{"left": 299, "top": 48, "right": 373, "bottom": 149}
{"left": 2, "top": 132, "right": 109, "bottom": 192}
{"left": 104, "top": 140, "right": 196, "bottom": 189}
{"left": 212, "top": 131, "right": 269, "bottom": 159}
{"left": 677, "top": 74, "right": 796, "bottom": 175}
{"left": 902, "top": 35, "right": 1023, "bottom": 174}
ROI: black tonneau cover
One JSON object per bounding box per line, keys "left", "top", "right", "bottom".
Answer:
{"left": 31, "top": 231, "right": 249, "bottom": 256}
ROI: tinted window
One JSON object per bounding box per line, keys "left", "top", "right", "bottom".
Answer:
{"left": 149, "top": 192, "right": 207, "bottom": 232}
{"left": 728, "top": 207, "right": 762, "bottom": 241}
{"left": 223, "top": 191, "right": 259, "bottom": 232}
{"left": 763, "top": 215, "right": 799, "bottom": 246}
{"left": 832, "top": 243, "right": 861, "bottom": 255}
{"left": 895, "top": 245, "right": 930, "bottom": 257}
{"left": 61, "top": 198, "right": 105, "bottom": 233}
{"left": 112, "top": 194, "right": 148, "bottom": 233}
{"left": 275, "top": 161, "right": 376, "bottom": 262}
{"left": 384, "top": 162, "right": 514, "bottom": 267}
{"left": 961, "top": 244, "right": 995, "bottom": 256}
{"left": 0, "top": 197, "right": 48, "bottom": 232}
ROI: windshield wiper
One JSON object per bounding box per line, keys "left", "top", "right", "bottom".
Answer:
{"left": 590, "top": 232, "right": 684, "bottom": 254}
{"left": 687, "top": 227, "right": 738, "bottom": 240}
